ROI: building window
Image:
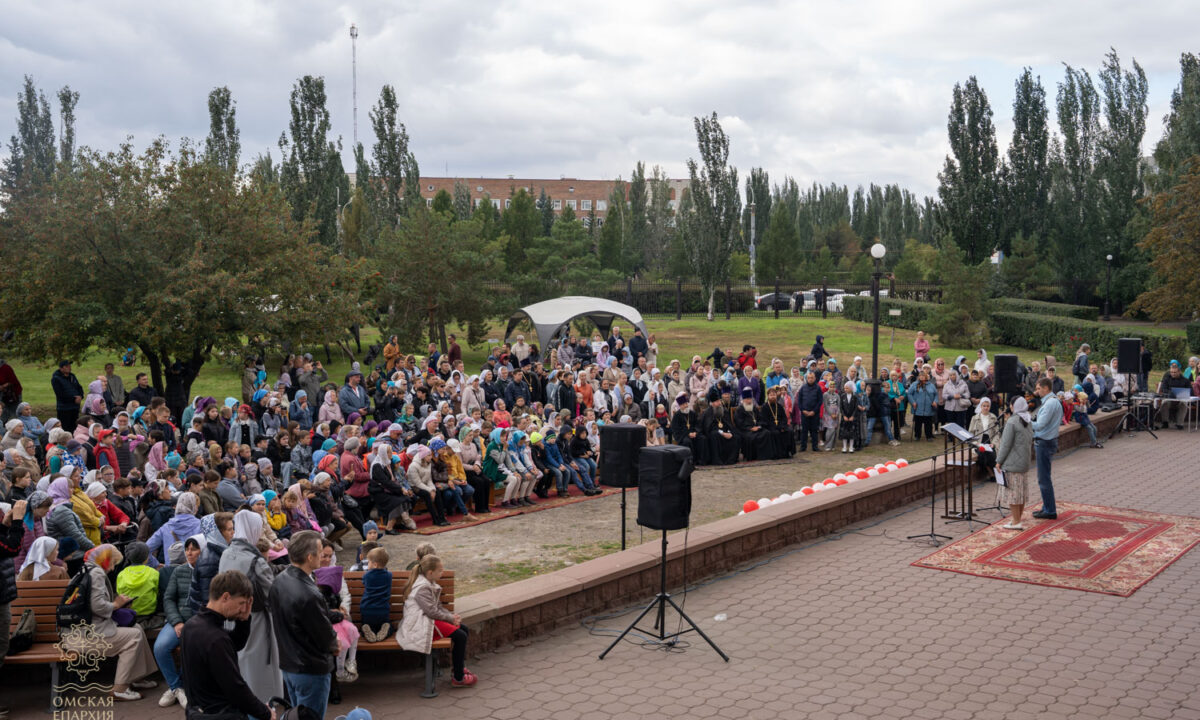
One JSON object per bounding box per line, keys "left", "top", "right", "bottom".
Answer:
{"left": 581, "top": 199, "right": 592, "bottom": 211}
{"left": 473, "top": 198, "right": 481, "bottom": 208}
{"left": 582, "top": 217, "right": 591, "bottom": 228}
{"left": 492, "top": 198, "right": 502, "bottom": 208}
{"left": 667, "top": 200, "right": 676, "bottom": 209}
{"left": 568, "top": 186, "right": 575, "bottom": 193}
{"left": 567, "top": 199, "right": 576, "bottom": 210}
{"left": 597, "top": 200, "right": 607, "bottom": 212}
{"left": 505, "top": 199, "right": 512, "bottom": 209}
{"left": 476, "top": 185, "right": 483, "bottom": 192}
{"left": 552, "top": 199, "right": 562, "bottom": 210}
{"left": 427, "top": 184, "right": 434, "bottom": 191}
{"left": 426, "top": 198, "right": 433, "bottom": 207}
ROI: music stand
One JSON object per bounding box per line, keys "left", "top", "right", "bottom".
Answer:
{"left": 908, "top": 456, "right": 952, "bottom": 545}
{"left": 598, "top": 530, "right": 729, "bottom": 661}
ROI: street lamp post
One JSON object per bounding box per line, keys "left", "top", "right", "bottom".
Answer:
{"left": 870, "top": 242, "right": 887, "bottom": 379}
{"left": 747, "top": 185, "right": 757, "bottom": 295}
{"left": 1104, "top": 254, "right": 1113, "bottom": 321}
{"left": 350, "top": 24, "right": 359, "bottom": 147}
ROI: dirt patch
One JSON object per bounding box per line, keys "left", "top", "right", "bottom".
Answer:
{"left": 343, "top": 437, "right": 928, "bottom": 596}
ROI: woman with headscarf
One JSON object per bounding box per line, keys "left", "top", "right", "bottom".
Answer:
{"left": 319, "top": 389, "right": 344, "bottom": 425}
{"left": 284, "top": 483, "right": 321, "bottom": 535}
{"left": 370, "top": 442, "right": 415, "bottom": 535}
{"left": 408, "top": 444, "right": 450, "bottom": 526}
{"left": 71, "top": 544, "right": 159, "bottom": 701}
{"left": 143, "top": 440, "right": 168, "bottom": 485}
{"left": 838, "top": 381, "right": 860, "bottom": 453}
{"left": 218, "top": 509, "right": 284, "bottom": 704}
{"left": 14, "top": 491, "right": 54, "bottom": 569}
{"left": 18, "top": 536, "right": 68, "bottom": 580}
{"left": 12, "top": 436, "right": 40, "bottom": 479}
{"left": 44, "top": 471, "right": 96, "bottom": 562}
{"left": 974, "top": 349, "right": 991, "bottom": 375}
{"left": 968, "top": 397, "right": 998, "bottom": 441}
{"left": 84, "top": 379, "right": 111, "bottom": 426}
{"left": 0, "top": 419, "right": 23, "bottom": 451}
{"left": 146, "top": 491, "right": 202, "bottom": 564}
{"left": 942, "top": 370, "right": 972, "bottom": 430}
{"left": 995, "top": 396, "right": 1034, "bottom": 530}
{"left": 186, "top": 512, "right": 234, "bottom": 612}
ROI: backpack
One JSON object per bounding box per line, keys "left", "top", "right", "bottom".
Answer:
{"left": 6, "top": 608, "right": 35, "bottom": 655}
{"left": 1073, "top": 355, "right": 1088, "bottom": 378}
{"left": 57, "top": 567, "right": 93, "bottom": 629}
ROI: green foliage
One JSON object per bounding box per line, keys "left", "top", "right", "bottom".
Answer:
{"left": 681, "top": 112, "right": 741, "bottom": 319}
{"left": 891, "top": 239, "right": 939, "bottom": 282}
{"left": 0, "top": 139, "right": 366, "bottom": 393}
{"left": 926, "top": 242, "right": 991, "bottom": 345}
{"left": 430, "top": 189, "right": 453, "bottom": 216}
{"left": 758, "top": 201, "right": 800, "bottom": 279}
{"left": 597, "top": 180, "right": 628, "bottom": 272}
{"left": 56, "top": 86, "right": 78, "bottom": 169}
{"left": 993, "top": 233, "right": 1057, "bottom": 299}
{"left": 991, "top": 297, "right": 1098, "bottom": 320}
{"left": 742, "top": 167, "right": 771, "bottom": 253}
{"left": 500, "top": 188, "right": 541, "bottom": 272}
{"left": 628, "top": 162, "right": 649, "bottom": 273}
{"left": 937, "top": 76, "right": 1001, "bottom": 264}
{"left": 848, "top": 255, "right": 872, "bottom": 285}
{"left": 644, "top": 165, "right": 674, "bottom": 272}
{"left": 842, "top": 296, "right": 938, "bottom": 331}
{"left": 278, "top": 75, "right": 349, "bottom": 248}
{"left": 203, "top": 86, "right": 240, "bottom": 173}
{"left": 452, "top": 181, "right": 473, "bottom": 222}
{"left": 3, "top": 75, "right": 62, "bottom": 193}
{"left": 375, "top": 208, "right": 498, "bottom": 347}
{"left": 1002, "top": 68, "right": 1050, "bottom": 249}
{"left": 1151, "top": 53, "right": 1200, "bottom": 192}
{"left": 367, "top": 84, "right": 422, "bottom": 225}
{"left": 535, "top": 188, "right": 555, "bottom": 236}
{"left": 1188, "top": 321, "right": 1200, "bottom": 353}
{"left": 1131, "top": 165, "right": 1200, "bottom": 321}
{"left": 990, "top": 312, "right": 1188, "bottom": 365}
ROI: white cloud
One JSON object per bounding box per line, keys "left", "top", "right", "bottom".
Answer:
{"left": 0, "top": 0, "right": 1194, "bottom": 198}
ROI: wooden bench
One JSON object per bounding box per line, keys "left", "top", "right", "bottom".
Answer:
{"left": 345, "top": 569, "right": 455, "bottom": 697}
{"left": 7, "top": 579, "right": 72, "bottom": 708}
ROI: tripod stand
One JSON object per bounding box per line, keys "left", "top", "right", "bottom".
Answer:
{"left": 598, "top": 531, "right": 729, "bottom": 661}
{"left": 1108, "top": 373, "right": 1158, "bottom": 441}
{"left": 908, "top": 456, "right": 952, "bottom": 545}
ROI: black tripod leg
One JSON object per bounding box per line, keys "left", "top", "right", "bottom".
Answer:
{"left": 598, "top": 597, "right": 663, "bottom": 660}
{"left": 663, "top": 595, "right": 730, "bottom": 661}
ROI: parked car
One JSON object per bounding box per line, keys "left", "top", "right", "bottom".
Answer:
{"left": 788, "top": 291, "right": 816, "bottom": 312}
{"left": 856, "top": 288, "right": 890, "bottom": 297}
{"left": 754, "top": 292, "right": 791, "bottom": 311}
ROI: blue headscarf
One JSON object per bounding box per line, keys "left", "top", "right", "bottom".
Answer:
{"left": 488, "top": 428, "right": 505, "bottom": 445}
{"left": 508, "top": 430, "right": 527, "bottom": 451}
{"left": 429, "top": 438, "right": 447, "bottom": 453}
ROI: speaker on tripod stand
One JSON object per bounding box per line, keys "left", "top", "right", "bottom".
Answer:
{"left": 1111, "top": 337, "right": 1157, "bottom": 439}
{"left": 598, "top": 445, "right": 728, "bottom": 661}
{"left": 599, "top": 423, "right": 645, "bottom": 550}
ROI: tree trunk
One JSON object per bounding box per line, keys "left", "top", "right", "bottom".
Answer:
{"left": 351, "top": 324, "right": 362, "bottom": 353}
{"left": 439, "top": 323, "right": 448, "bottom": 354}
{"left": 324, "top": 344, "right": 333, "bottom": 364}
{"left": 141, "top": 344, "right": 165, "bottom": 395}
{"left": 706, "top": 287, "right": 715, "bottom": 321}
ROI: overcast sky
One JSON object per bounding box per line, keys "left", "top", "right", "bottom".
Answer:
{"left": 1, "top": 0, "right": 1195, "bottom": 198}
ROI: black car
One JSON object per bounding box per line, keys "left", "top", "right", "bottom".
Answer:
{"left": 754, "top": 292, "right": 791, "bottom": 311}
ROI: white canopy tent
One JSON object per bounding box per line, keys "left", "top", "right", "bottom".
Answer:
{"left": 504, "top": 296, "right": 648, "bottom": 352}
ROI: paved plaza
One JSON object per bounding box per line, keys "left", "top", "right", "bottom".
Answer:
{"left": 8, "top": 428, "right": 1199, "bottom": 719}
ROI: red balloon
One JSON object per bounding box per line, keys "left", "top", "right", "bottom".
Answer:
{"left": 877, "top": 466, "right": 889, "bottom": 473}
{"left": 824, "top": 479, "right": 838, "bottom": 486}
{"left": 855, "top": 470, "right": 870, "bottom": 479}
{"left": 801, "top": 487, "right": 815, "bottom": 495}
{"left": 834, "top": 478, "right": 849, "bottom": 486}
{"left": 896, "top": 460, "right": 909, "bottom": 468}
{"left": 743, "top": 500, "right": 760, "bottom": 513}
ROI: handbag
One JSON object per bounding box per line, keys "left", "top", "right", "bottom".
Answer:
{"left": 6, "top": 608, "right": 35, "bottom": 655}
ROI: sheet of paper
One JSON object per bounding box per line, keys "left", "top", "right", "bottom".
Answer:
{"left": 993, "top": 467, "right": 1006, "bottom": 487}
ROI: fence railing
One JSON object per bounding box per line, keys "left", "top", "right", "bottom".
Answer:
{"left": 483, "top": 278, "right": 943, "bottom": 320}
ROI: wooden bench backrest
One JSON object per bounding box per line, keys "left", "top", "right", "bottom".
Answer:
{"left": 12, "top": 579, "right": 70, "bottom": 644}
{"left": 344, "top": 570, "right": 454, "bottom": 625}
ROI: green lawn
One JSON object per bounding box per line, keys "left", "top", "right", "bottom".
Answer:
{"left": 6, "top": 315, "right": 1151, "bottom": 417}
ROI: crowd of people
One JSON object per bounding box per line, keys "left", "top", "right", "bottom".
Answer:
{"left": 0, "top": 326, "right": 1196, "bottom": 717}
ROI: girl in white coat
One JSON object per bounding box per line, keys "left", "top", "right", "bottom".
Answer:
{"left": 396, "top": 555, "right": 476, "bottom": 687}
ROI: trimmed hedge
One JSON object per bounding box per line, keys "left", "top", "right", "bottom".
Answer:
{"left": 1188, "top": 321, "right": 1200, "bottom": 354}
{"left": 990, "top": 312, "right": 1189, "bottom": 365}
{"left": 991, "top": 297, "right": 1098, "bottom": 321}
{"left": 842, "top": 295, "right": 939, "bottom": 331}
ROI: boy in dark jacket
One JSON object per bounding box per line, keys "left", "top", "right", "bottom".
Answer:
{"left": 359, "top": 546, "right": 393, "bottom": 642}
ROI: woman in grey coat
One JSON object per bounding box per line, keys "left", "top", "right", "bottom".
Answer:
{"left": 995, "top": 397, "right": 1034, "bottom": 530}
{"left": 217, "top": 510, "right": 283, "bottom": 704}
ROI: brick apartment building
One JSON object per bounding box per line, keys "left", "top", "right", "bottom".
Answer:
{"left": 415, "top": 176, "right": 688, "bottom": 226}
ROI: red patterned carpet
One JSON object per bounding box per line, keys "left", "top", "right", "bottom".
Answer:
{"left": 912, "top": 502, "right": 1200, "bottom": 596}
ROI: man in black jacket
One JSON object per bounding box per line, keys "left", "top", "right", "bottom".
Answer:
{"left": 628, "top": 328, "right": 649, "bottom": 363}
{"left": 127, "top": 372, "right": 158, "bottom": 408}
{"left": 795, "top": 371, "right": 824, "bottom": 452}
{"left": 181, "top": 570, "right": 274, "bottom": 720}
{"left": 269, "top": 531, "right": 336, "bottom": 718}
{"left": 759, "top": 385, "right": 794, "bottom": 459}
{"left": 51, "top": 360, "right": 84, "bottom": 431}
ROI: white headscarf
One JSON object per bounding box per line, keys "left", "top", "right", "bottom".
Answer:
{"left": 20, "top": 537, "right": 59, "bottom": 580}
{"left": 1012, "top": 396, "right": 1032, "bottom": 424}
{"left": 369, "top": 442, "right": 392, "bottom": 470}
{"left": 232, "top": 509, "right": 263, "bottom": 545}
{"left": 975, "top": 397, "right": 992, "bottom": 415}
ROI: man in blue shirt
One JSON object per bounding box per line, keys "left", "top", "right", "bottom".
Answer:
{"left": 1031, "top": 378, "right": 1063, "bottom": 519}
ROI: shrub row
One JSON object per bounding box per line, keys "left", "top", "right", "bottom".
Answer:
{"left": 991, "top": 297, "right": 1099, "bottom": 321}
{"left": 989, "top": 312, "right": 1190, "bottom": 366}
{"left": 1188, "top": 322, "right": 1200, "bottom": 355}
{"left": 842, "top": 295, "right": 939, "bottom": 331}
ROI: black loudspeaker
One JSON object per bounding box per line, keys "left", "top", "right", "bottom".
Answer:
{"left": 994, "top": 354, "right": 1019, "bottom": 394}
{"left": 599, "top": 423, "right": 645, "bottom": 488}
{"left": 636, "top": 445, "right": 693, "bottom": 531}
{"left": 1117, "top": 338, "right": 1141, "bottom": 374}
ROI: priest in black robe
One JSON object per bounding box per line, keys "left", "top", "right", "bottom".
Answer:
{"left": 758, "top": 385, "right": 795, "bottom": 459}
{"left": 734, "top": 387, "right": 774, "bottom": 461}
{"left": 669, "top": 393, "right": 708, "bottom": 465}
{"left": 701, "top": 391, "right": 740, "bottom": 465}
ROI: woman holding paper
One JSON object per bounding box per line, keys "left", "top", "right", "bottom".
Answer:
{"left": 995, "top": 397, "right": 1034, "bottom": 530}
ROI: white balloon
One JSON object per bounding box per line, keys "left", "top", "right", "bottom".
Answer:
{"left": 866, "top": 468, "right": 880, "bottom": 477}
{"left": 738, "top": 510, "right": 746, "bottom": 516}
{"left": 791, "top": 490, "right": 806, "bottom": 499}
{"left": 833, "top": 473, "right": 846, "bottom": 481}
{"left": 757, "top": 497, "right": 772, "bottom": 507}
{"left": 846, "top": 474, "right": 861, "bottom": 483}
{"left": 897, "top": 458, "right": 908, "bottom": 465}
{"left": 885, "top": 463, "right": 899, "bottom": 470}
{"left": 854, "top": 467, "right": 865, "bottom": 474}
{"left": 811, "top": 483, "right": 825, "bottom": 492}
{"left": 874, "top": 463, "right": 886, "bottom": 470}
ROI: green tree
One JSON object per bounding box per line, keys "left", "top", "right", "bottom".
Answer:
{"left": 452, "top": 181, "right": 473, "bottom": 221}
{"left": 203, "top": 86, "right": 240, "bottom": 173}
{"left": 995, "top": 233, "right": 1056, "bottom": 298}
{"left": 366, "top": 84, "right": 421, "bottom": 227}
{"left": 891, "top": 239, "right": 940, "bottom": 282}
{"left": 500, "top": 188, "right": 540, "bottom": 271}
{"left": 627, "top": 162, "right": 649, "bottom": 274}
{"left": 3, "top": 76, "right": 56, "bottom": 193}
{"left": 248, "top": 152, "right": 279, "bottom": 188}
{"left": 758, "top": 201, "right": 799, "bottom": 279}
{"left": 680, "top": 112, "right": 741, "bottom": 319}
{"left": 0, "top": 139, "right": 366, "bottom": 395}
{"left": 278, "top": 75, "right": 349, "bottom": 248}
{"left": 430, "top": 189, "right": 453, "bottom": 216}
{"left": 1049, "top": 64, "right": 1102, "bottom": 300}
{"left": 1131, "top": 165, "right": 1200, "bottom": 321}
{"left": 57, "top": 86, "right": 79, "bottom": 169}
{"left": 1151, "top": 52, "right": 1200, "bottom": 191}
{"left": 742, "top": 167, "right": 771, "bottom": 253}
{"left": 927, "top": 242, "right": 991, "bottom": 346}
{"left": 1002, "top": 69, "right": 1050, "bottom": 250}
{"left": 936, "top": 76, "right": 1002, "bottom": 264}
{"left": 376, "top": 208, "right": 498, "bottom": 347}
{"left": 645, "top": 165, "right": 675, "bottom": 271}
{"left": 597, "top": 180, "right": 629, "bottom": 272}
{"left": 536, "top": 188, "right": 555, "bottom": 236}
{"left": 472, "top": 194, "right": 500, "bottom": 243}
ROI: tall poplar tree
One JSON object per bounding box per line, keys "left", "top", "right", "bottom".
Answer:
{"left": 1002, "top": 69, "right": 1050, "bottom": 251}
{"left": 204, "top": 86, "right": 240, "bottom": 173}
{"left": 278, "top": 75, "right": 349, "bottom": 248}
{"left": 936, "top": 76, "right": 1001, "bottom": 264}
{"left": 680, "top": 112, "right": 740, "bottom": 320}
